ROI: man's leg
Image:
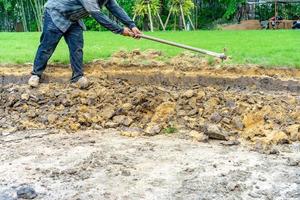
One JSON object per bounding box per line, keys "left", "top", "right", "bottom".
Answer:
{"left": 64, "top": 23, "right": 84, "bottom": 82}
{"left": 32, "top": 11, "right": 63, "bottom": 77}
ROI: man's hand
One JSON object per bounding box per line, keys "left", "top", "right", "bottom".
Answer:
{"left": 122, "top": 27, "right": 134, "bottom": 37}
{"left": 122, "top": 27, "right": 142, "bottom": 39}
{"left": 131, "top": 27, "right": 142, "bottom": 39}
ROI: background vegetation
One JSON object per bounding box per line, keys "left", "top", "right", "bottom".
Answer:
{"left": 1, "top": 1, "right": 299, "bottom": 68}
{"left": 1, "top": 0, "right": 300, "bottom": 32}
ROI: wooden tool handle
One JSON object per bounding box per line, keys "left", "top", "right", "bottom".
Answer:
{"left": 140, "top": 34, "right": 226, "bottom": 60}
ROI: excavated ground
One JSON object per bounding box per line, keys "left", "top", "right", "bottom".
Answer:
{"left": 0, "top": 50, "right": 300, "bottom": 199}
{"left": 0, "top": 130, "right": 299, "bottom": 200}
{"left": 1, "top": 50, "right": 299, "bottom": 147}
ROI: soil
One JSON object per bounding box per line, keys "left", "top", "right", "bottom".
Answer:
{"left": 1, "top": 51, "right": 299, "bottom": 145}
{"left": 0, "top": 50, "right": 299, "bottom": 199}
{"left": 0, "top": 129, "right": 299, "bottom": 200}
{"left": 222, "top": 20, "right": 262, "bottom": 30}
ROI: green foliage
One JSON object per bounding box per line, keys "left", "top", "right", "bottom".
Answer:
{"left": 134, "top": 0, "right": 161, "bottom": 17}
{"left": 207, "top": 57, "right": 216, "bottom": 66}
{"left": 0, "top": 0, "right": 16, "bottom": 31}
{"left": 220, "top": 0, "right": 246, "bottom": 20}
{"left": 133, "top": 0, "right": 163, "bottom": 31}
{"left": 164, "top": 126, "right": 177, "bottom": 134}
{"left": 256, "top": 3, "right": 300, "bottom": 21}
{"left": 0, "top": 0, "right": 16, "bottom": 10}
{"left": 1, "top": 0, "right": 299, "bottom": 32}
{"left": 0, "top": 0, "right": 46, "bottom": 31}
{"left": 117, "top": 0, "right": 135, "bottom": 16}
{"left": 168, "top": 0, "right": 195, "bottom": 16}
{"left": 198, "top": 2, "right": 226, "bottom": 29}
{"left": 83, "top": 17, "right": 101, "bottom": 31}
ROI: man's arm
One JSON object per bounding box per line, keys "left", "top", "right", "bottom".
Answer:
{"left": 78, "top": 0, "right": 124, "bottom": 34}
{"left": 105, "top": 0, "right": 136, "bottom": 29}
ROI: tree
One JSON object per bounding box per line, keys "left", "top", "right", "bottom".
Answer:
{"left": 0, "top": 0, "right": 16, "bottom": 31}
{"left": 164, "top": 0, "right": 195, "bottom": 30}
{"left": 133, "top": 0, "right": 165, "bottom": 31}
{"left": 29, "top": 0, "right": 47, "bottom": 31}
{"left": 1, "top": 0, "right": 298, "bottom": 32}
{"left": 0, "top": 0, "right": 46, "bottom": 32}
{"left": 220, "top": 0, "right": 247, "bottom": 20}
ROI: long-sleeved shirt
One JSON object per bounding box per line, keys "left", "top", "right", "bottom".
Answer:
{"left": 45, "top": 0, "right": 136, "bottom": 34}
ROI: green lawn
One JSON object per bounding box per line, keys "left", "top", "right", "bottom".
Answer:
{"left": 0, "top": 30, "right": 299, "bottom": 68}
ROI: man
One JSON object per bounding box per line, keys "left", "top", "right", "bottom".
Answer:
{"left": 28, "top": 0, "right": 141, "bottom": 89}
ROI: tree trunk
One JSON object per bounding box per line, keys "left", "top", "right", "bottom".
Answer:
{"left": 194, "top": 0, "right": 199, "bottom": 29}
{"left": 19, "top": 0, "right": 28, "bottom": 32}
{"left": 164, "top": 9, "right": 172, "bottom": 29}
{"left": 188, "top": 15, "right": 195, "bottom": 30}
{"left": 174, "top": 15, "right": 177, "bottom": 30}
{"left": 143, "top": 17, "right": 149, "bottom": 31}
{"left": 29, "top": 0, "right": 43, "bottom": 31}
{"left": 180, "top": 4, "right": 187, "bottom": 30}
{"left": 156, "top": 12, "right": 165, "bottom": 31}
{"left": 179, "top": 15, "right": 183, "bottom": 30}
{"left": 147, "top": 3, "right": 154, "bottom": 32}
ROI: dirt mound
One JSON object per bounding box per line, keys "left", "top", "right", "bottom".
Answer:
{"left": 0, "top": 50, "right": 299, "bottom": 147}
{"left": 222, "top": 20, "right": 261, "bottom": 30}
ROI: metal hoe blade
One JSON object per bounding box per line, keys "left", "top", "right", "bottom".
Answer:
{"left": 140, "top": 34, "right": 227, "bottom": 60}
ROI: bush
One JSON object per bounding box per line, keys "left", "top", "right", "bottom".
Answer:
{"left": 83, "top": 17, "right": 101, "bottom": 31}
{"left": 255, "top": 3, "right": 300, "bottom": 21}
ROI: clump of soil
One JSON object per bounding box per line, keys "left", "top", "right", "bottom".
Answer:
{"left": 0, "top": 50, "right": 299, "bottom": 147}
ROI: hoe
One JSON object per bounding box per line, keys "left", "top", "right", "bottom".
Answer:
{"left": 140, "top": 34, "right": 227, "bottom": 60}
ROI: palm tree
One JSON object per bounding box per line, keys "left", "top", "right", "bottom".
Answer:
{"left": 133, "top": 0, "right": 165, "bottom": 31}
{"left": 164, "top": 0, "right": 195, "bottom": 30}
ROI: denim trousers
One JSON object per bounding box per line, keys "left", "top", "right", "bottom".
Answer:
{"left": 32, "top": 11, "right": 84, "bottom": 82}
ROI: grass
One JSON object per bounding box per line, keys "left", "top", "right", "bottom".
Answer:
{"left": 163, "top": 126, "right": 177, "bottom": 135}
{"left": 0, "top": 30, "right": 299, "bottom": 68}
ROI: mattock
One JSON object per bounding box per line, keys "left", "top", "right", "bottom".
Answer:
{"left": 140, "top": 34, "right": 227, "bottom": 60}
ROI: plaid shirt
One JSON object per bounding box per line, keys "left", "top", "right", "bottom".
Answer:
{"left": 45, "top": 0, "right": 136, "bottom": 34}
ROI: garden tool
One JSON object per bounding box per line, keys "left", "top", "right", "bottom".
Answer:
{"left": 140, "top": 34, "right": 227, "bottom": 60}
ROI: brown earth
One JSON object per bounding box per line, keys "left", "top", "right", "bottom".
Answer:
{"left": 0, "top": 50, "right": 299, "bottom": 149}
{"left": 222, "top": 20, "right": 261, "bottom": 30}
{"left": 222, "top": 20, "right": 294, "bottom": 31}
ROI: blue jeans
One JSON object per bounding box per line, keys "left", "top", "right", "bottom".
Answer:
{"left": 32, "top": 10, "right": 84, "bottom": 82}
